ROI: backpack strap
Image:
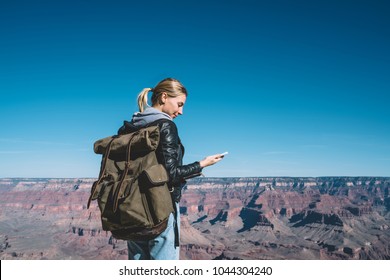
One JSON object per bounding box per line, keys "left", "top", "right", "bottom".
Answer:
{"left": 87, "top": 135, "right": 118, "bottom": 209}
{"left": 112, "top": 130, "right": 139, "bottom": 212}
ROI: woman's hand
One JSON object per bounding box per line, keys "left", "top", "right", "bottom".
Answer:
{"left": 199, "top": 153, "right": 225, "bottom": 168}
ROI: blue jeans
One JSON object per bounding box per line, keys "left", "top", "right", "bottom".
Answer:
{"left": 127, "top": 202, "right": 180, "bottom": 260}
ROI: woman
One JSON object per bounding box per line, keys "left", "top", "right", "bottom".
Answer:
{"left": 117, "top": 78, "right": 224, "bottom": 260}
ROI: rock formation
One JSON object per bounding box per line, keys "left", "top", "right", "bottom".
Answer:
{"left": 0, "top": 177, "right": 389, "bottom": 259}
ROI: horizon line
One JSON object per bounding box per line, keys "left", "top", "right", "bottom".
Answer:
{"left": 1, "top": 176, "right": 390, "bottom": 180}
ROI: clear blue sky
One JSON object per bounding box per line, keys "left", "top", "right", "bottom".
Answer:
{"left": 1, "top": 0, "right": 389, "bottom": 178}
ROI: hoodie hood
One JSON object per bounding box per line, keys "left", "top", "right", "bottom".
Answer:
{"left": 118, "top": 107, "right": 172, "bottom": 135}
{"left": 131, "top": 107, "right": 172, "bottom": 128}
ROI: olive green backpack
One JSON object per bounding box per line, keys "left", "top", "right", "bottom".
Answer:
{"left": 87, "top": 125, "right": 174, "bottom": 240}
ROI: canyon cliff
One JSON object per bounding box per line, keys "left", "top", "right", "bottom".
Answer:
{"left": 0, "top": 177, "right": 389, "bottom": 260}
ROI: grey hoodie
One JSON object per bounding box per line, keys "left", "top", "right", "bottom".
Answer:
{"left": 131, "top": 107, "right": 171, "bottom": 128}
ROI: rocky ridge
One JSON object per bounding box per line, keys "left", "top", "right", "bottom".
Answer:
{"left": 0, "top": 177, "right": 389, "bottom": 259}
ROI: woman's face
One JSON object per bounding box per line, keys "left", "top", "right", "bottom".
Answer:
{"left": 161, "top": 93, "right": 186, "bottom": 119}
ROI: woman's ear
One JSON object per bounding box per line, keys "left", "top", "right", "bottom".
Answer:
{"left": 160, "top": 92, "right": 167, "bottom": 105}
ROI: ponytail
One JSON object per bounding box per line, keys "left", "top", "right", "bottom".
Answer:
{"left": 136, "top": 78, "right": 187, "bottom": 112}
{"left": 137, "top": 88, "right": 153, "bottom": 112}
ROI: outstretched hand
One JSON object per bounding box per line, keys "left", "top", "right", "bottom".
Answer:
{"left": 199, "top": 153, "right": 226, "bottom": 168}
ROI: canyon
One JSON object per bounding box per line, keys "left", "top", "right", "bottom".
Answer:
{"left": 0, "top": 177, "right": 389, "bottom": 260}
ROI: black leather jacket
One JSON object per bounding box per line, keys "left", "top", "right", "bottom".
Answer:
{"left": 118, "top": 119, "right": 202, "bottom": 202}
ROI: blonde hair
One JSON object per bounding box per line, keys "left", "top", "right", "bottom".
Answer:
{"left": 137, "top": 78, "right": 188, "bottom": 112}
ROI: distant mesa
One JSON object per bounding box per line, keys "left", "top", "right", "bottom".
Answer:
{"left": 0, "top": 176, "right": 389, "bottom": 260}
